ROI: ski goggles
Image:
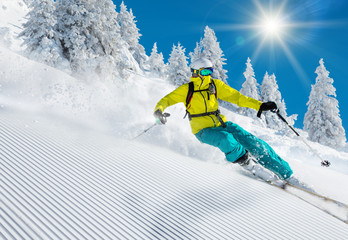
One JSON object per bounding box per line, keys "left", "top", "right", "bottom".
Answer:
{"left": 199, "top": 68, "right": 213, "bottom": 76}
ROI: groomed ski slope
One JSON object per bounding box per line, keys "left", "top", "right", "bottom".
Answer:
{"left": 1, "top": 108, "right": 348, "bottom": 240}
{"left": 1, "top": 0, "right": 348, "bottom": 238}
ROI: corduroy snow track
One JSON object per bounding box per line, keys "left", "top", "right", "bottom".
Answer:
{"left": 1, "top": 109, "right": 348, "bottom": 240}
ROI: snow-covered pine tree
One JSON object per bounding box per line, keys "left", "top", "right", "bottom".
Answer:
{"left": 304, "top": 58, "right": 346, "bottom": 148}
{"left": 56, "top": 0, "right": 93, "bottom": 74}
{"left": 89, "top": 0, "right": 121, "bottom": 57}
{"left": 189, "top": 41, "right": 203, "bottom": 64}
{"left": 90, "top": 0, "right": 137, "bottom": 80}
{"left": 240, "top": 57, "right": 260, "bottom": 117}
{"left": 260, "top": 72, "right": 282, "bottom": 129}
{"left": 23, "top": 0, "right": 34, "bottom": 7}
{"left": 167, "top": 43, "right": 190, "bottom": 86}
{"left": 118, "top": 1, "right": 147, "bottom": 69}
{"left": 56, "top": 0, "right": 136, "bottom": 79}
{"left": 19, "top": 0, "right": 68, "bottom": 69}
{"left": 147, "top": 42, "right": 166, "bottom": 78}
{"left": 201, "top": 26, "right": 228, "bottom": 84}
{"left": 260, "top": 72, "right": 296, "bottom": 134}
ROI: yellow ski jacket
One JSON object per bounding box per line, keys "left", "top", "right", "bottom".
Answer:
{"left": 154, "top": 75, "right": 263, "bottom": 134}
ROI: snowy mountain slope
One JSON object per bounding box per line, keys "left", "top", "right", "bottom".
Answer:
{"left": 1, "top": 42, "right": 348, "bottom": 205}
{"left": 0, "top": 45, "right": 86, "bottom": 112}
{"left": 1, "top": 107, "right": 348, "bottom": 240}
{"left": 1, "top": 2, "right": 348, "bottom": 238}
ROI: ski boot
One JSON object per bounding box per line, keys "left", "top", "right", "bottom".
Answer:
{"left": 235, "top": 151, "right": 279, "bottom": 184}
{"left": 233, "top": 151, "right": 251, "bottom": 166}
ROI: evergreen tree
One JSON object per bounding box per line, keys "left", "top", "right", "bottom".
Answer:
{"left": 23, "top": 0, "right": 34, "bottom": 7}
{"left": 167, "top": 43, "right": 190, "bottom": 86}
{"left": 91, "top": 0, "right": 122, "bottom": 57}
{"left": 19, "top": 0, "right": 68, "bottom": 69}
{"left": 55, "top": 0, "right": 136, "bottom": 79}
{"left": 118, "top": 1, "right": 147, "bottom": 69}
{"left": 240, "top": 57, "right": 260, "bottom": 117}
{"left": 260, "top": 72, "right": 296, "bottom": 134}
{"left": 147, "top": 42, "right": 166, "bottom": 78}
{"left": 56, "top": 0, "right": 93, "bottom": 73}
{"left": 90, "top": 0, "right": 135, "bottom": 79}
{"left": 189, "top": 41, "right": 203, "bottom": 64}
{"left": 304, "top": 58, "right": 346, "bottom": 148}
{"left": 201, "top": 26, "right": 228, "bottom": 84}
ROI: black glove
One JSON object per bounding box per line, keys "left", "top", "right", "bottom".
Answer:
{"left": 257, "top": 101, "right": 277, "bottom": 118}
{"left": 154, "top": 109, "right": 168, "bottom": 124}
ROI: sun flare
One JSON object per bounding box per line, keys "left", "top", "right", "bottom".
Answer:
{"left": 213, "top": 0, "right": 339, "bottom": 85}
{"left": 261, "top": 17, "right": 284, "bottom": 36}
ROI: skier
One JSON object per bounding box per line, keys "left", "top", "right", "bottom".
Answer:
{"left": 153, "top": 58, "right": 293, "bottom": 181}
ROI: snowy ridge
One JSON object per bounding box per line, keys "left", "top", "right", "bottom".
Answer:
{"left": 1, "top": 109, "right": 348, "bottom": 240}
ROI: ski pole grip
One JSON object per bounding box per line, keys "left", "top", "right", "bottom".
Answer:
{"left": 321, "top": 160, "right": 331, "bottom": 167}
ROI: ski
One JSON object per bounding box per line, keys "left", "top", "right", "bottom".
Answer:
{"left": 241, "top": 159, "right": 348, "bottom": 224}
{"left": 257, "top": 173, "right": 348, "bottom": 224}
{"left": 284, "top": 181, "right": 348, "bottom": 207}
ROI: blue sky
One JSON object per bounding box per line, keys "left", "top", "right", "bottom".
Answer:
{"left": 115, "top": 0, "right": 348, "bottom": 131}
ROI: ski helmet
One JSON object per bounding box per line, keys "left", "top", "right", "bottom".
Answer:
{"left": 190, "top": 58, "right": 213, "bottom": 70}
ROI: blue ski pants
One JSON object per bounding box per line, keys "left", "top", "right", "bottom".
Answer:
{"left": 195, "top": 121, "right": 293, "bottom": 179}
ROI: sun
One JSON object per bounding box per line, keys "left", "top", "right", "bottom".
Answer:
{"left": 249, "top": 0, "right": 289, "bottom": 40}
{"left": 261, "top": 17, "right": 284, "bottom": 37}
{"left": 213, "top": 0, "right": 337, "bottom": 86}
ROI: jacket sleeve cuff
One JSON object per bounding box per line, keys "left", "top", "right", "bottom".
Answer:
{"left": 154, "top": 106, "right": 164, "bottom": 113}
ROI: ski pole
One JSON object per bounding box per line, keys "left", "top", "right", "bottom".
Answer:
{"left": 132, "top": 113, "right": 170, "bottom": 140}
{"left": 272, "top": 109, "right": 331, "bottom": 167}
{"left": 132, "top": 123, "right": 157, "bottom": 140}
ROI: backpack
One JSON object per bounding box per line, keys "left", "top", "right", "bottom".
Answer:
{"left": 185, "top": 79, "right": 217, "bottom": 108}
{"left": 184, "top": 79, "right": 226, "bottom": 128}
